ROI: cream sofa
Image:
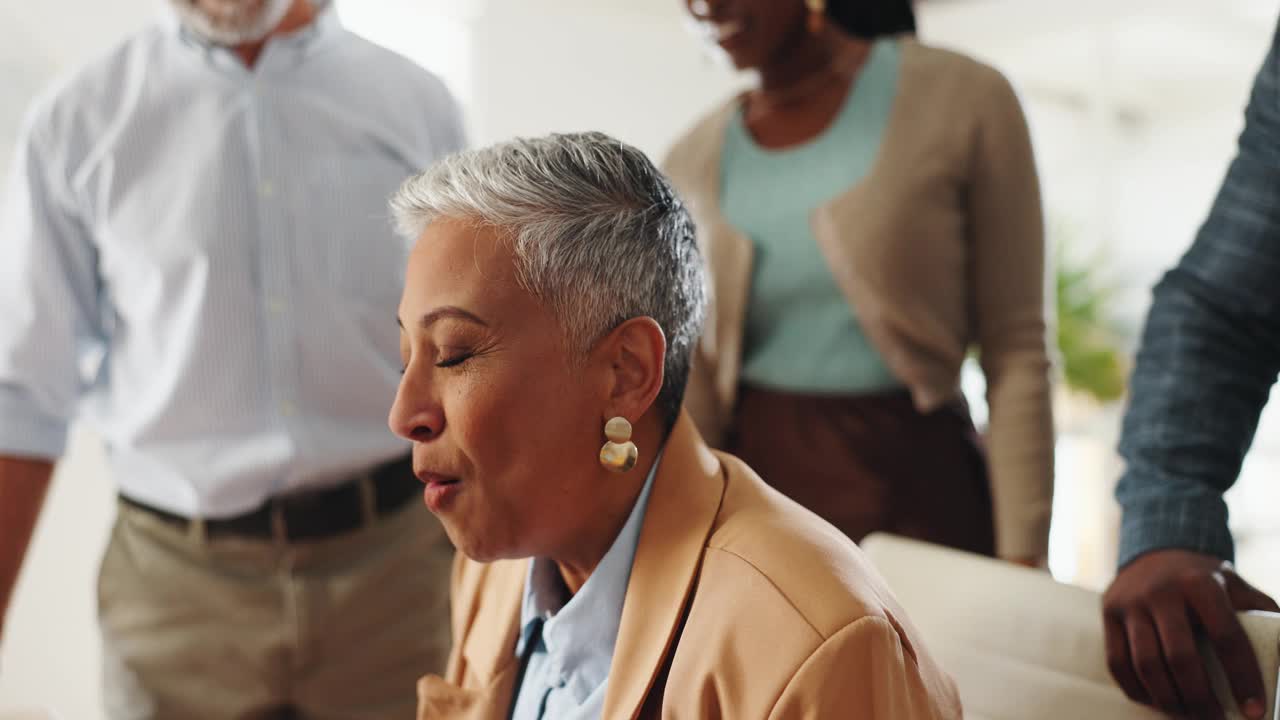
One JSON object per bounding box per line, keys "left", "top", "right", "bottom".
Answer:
{"left": 861, "top": 533, "right": 1280, "bottom": 720}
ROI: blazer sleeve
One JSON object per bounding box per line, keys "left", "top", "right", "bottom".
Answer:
{"left": 966, "top": 65, "right": 1056, "bottom": 560}
{"left": 767, "top": 616, "right": 962, "bottom": 719}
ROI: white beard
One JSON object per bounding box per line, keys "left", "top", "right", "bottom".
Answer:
{"left": 169, "top": 0, "right": 296, "bottom": 46}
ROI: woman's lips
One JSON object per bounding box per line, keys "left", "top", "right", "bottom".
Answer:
{"left": 415, "top": 471, "right": 462, "bottom": 512}
{"left": 414, "top": 470, "right": 457, "bottom": 486}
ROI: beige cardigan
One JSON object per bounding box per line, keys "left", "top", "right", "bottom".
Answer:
{"left": 418, "top": 412, "right": 961, "bottom": 719}
{"left": 662, "top": 39, "right": 1054, "bottom": 559}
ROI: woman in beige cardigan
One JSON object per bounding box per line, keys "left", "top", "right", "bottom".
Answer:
{"left": 665, "top": 0, "right": 1053, "bottom": 563}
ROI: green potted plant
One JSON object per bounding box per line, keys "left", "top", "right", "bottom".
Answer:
{"left": 1055, "top": 243, "right": 1128, "bottom": 406}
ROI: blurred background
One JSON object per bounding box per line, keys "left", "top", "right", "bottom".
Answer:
{"left": 2, "top": 0, "right": 1279, "bottom": 717}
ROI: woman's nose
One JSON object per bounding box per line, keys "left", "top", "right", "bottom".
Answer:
{"left": 388, "top": 372, "right": 445, "bottom": 442}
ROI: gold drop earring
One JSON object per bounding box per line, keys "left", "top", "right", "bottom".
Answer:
{"left": 599, "top": 416, "right": 639, "bottom": 473}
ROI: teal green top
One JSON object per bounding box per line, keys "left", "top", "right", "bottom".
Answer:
{"left": 721, "top": 39, "right": 903, "bottom": 394}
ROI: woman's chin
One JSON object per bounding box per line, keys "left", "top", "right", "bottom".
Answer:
{"left": 445, "top": 527, "right": 503, "bottom": 564}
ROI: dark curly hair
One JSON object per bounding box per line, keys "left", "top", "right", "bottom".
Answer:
{"left": 828, "top": 0, "right": 917, "bottom": 39}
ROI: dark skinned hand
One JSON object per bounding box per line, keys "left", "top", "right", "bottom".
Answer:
{"left": 1103, "top": 549, "right": 1279, "bottom": 720}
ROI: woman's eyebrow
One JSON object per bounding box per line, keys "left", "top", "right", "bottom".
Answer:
{"left": 396, "top": 306, "right": 490, "bottom": 330}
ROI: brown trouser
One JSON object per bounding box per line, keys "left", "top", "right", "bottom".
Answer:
{"left": 727, "top": 384, "right": 995, "bottom": 556}
{"left": 98, "top": 493, "right": 453, "bottom": 720}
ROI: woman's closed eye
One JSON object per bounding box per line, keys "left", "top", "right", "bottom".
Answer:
{"left": 397, "top": 351, "right": 473, "bottom": 374}
{"left": 435, "top": 352, "right": 473, "bottom": 369}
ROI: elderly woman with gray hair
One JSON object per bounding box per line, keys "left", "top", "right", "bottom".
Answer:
{"left": 388, "top": 131, "right": 959, "bottom": 719}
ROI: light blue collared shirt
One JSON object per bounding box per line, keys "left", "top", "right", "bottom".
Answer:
{"left": 510, "top": 453, "right": 661, "bottom": 720}
{"left": 0, "top": 3, "right": 464, "bottom": 516}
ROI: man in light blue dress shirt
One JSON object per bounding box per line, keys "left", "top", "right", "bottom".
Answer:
{"left": 0, "top": 0, "right": 464, "bottom": 717}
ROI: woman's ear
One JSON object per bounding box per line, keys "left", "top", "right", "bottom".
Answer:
{"left": 594, "top": 317, "right": 666, "bottom": 421}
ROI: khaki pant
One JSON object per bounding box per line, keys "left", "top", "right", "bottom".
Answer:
{"left": 98, "top": 496, "right": 453, "bottom": 720}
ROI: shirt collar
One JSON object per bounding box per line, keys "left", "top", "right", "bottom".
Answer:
{"left": 167, "top": 0, "right": 340, "bottom": 69}
{"left": 516, "top": 450, "right": 664, "bottom": 691}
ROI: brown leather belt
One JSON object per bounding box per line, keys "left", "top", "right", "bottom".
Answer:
{"left": 119, "top": 455, "right": 419, "bottom": 542}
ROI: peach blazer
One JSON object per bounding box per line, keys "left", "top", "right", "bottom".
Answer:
{"left": 416, "top": 412, "right": 961, "bottom": 719}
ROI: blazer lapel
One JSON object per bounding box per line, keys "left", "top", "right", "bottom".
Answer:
{"left": 418, "top": 559, "right": 527, "bottom": 720}
{"left": 600, "top": 412, "right": 727, "bottom": 719}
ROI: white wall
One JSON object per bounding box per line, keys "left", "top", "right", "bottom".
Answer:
{"left": 462, "top": 0, "right": 741, "bottom": 157}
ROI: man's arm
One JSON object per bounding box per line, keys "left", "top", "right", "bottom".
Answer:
{"left": 0, "top": 100, "right": 101, "bottom": 643}
{"left": 0, "top": 456, "right": 54, "bottom": 638}
{"left": 1104, "top": 19, "right": 1280, "bottom": 720}
{"left": 1116, "top": 22, "right": 1280, "bottom": 570}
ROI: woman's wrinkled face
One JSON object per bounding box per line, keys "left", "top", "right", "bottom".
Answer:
{"left": 389, "top": 218, "right": 607, "bottom": 562}
{"left": 685, "top": 0, "right": 808, "bottom": 70}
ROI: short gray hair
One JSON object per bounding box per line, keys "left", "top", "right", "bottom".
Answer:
{"left": 390, "top": 131, "right": 706, "bottom": 431}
